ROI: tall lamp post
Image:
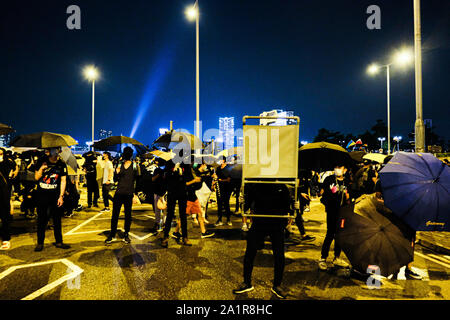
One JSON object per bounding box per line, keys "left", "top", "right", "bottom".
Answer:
{"left": 367, "top": 48, "right": 413, "bottom": 154}
{"left": 83, "top": 66, "right": 100, "bottom": 150}
{"left": 378, "top": 137, "right": 386, "bottom": 151}
{"left": 185, "top": 1, "right": 200, "bottom": 140}
{"left": 414, "top": 0, "right": 425, "bottom": 152}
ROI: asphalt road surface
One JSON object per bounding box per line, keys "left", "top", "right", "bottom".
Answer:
{"left": 1, "top": 189, "right": 449, "bottom": 301}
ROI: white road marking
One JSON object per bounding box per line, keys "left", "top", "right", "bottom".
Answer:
{"left": 65, "top": 211, "right": 105, "bottom": 236}
{"left": 0, "top": 259, "right": 84, "bottom": 300}
{"left": 415, "top": 251, "right": 450, "bottom": 270}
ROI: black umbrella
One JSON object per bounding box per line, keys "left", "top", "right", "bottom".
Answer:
{"left": 299, "top": 142, "right": 352, "bottom": 172}
{"left": 336, "top": 194, "right": 414, "bottom": 277}
{"left": 0, "top": 123, "right": 14, "bottom": 136}
{"left": 222, "top": 163, "right": 242, "bottom": 179}
{"left": 152, "top": 131, "right": 203, "bottom": 150}
{"left": 349, "top": 151, "right": 367, "bottom": 163}
{"left": 93, "top": 136, "right": 148, "bottom": 154}
{"left": 11, "top": 132, "right": 78, "bottom": 148}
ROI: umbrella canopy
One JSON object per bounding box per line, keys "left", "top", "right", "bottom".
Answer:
{"left": 336, "top": 194, "right": 414, "bottom": 277}
{"left": 60, "top": 147, "right": 79, "bottom": 174}
{"left": 350, "top": 151, "right": 367, "bottom": 163}
{"left": 11, "top": 132, "right": 78, "bottom": 148}
{"left": 217, "top": 147, "right": 243, "bottom": 159}
{"left": 299, "top": 142, "right": 352, "bottom": 172}
{"left": 379, "top": 152, "right": 450, "bottom": 231}
{"left": 192, "top": 153, "right": 219, "bottom": 166}
{"left": 152, "top": 131, "right": 203, "bottom": 150}
{"left": 93, "top": 136, "right": 148, "bottom": 154}
{"left": 363, "top": 153, "right": 388, "bottom": 164}
{"left": 0, "top": 123, "right": 14, "bottom": 136}
{"left": 145, "top": 150, "right": 176, "bottom": 161}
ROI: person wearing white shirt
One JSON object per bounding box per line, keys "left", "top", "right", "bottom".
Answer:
{"left": 100, "top": 152, "right": 114, "bottom": 212}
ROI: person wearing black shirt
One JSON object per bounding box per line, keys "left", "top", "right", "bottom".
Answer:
{"left": 105, "top": 147, "right": 140, "bottom": 245}
{"left": 0, "top": 148, "right": 18, "bottom": 218}
{"left": 34, "top": 148, "right": 71, "bottom": 252}
{"left": 214, "top": 159, "right": 233, "bottom": 226}
{"left": 0, "top": 171, "right": 11, "bottom": 250}
{"left": 233, "top": 183, "right": 299, "bottom": 299}
{"left": 151, "top": 160, "right": 167, "bottom": 233}
{"left": 82, "top": 151, "right": 99, "bottom": 208}
{"left": 318, "top": 164, "right": 350, "bottom": 270}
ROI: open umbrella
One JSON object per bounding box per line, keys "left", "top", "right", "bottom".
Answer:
{"left": 379, "top": 152, "right": 450, "bottom": 231}
{"left": 0, "top": 123, "right": 14, "bottom": 136}
{"left": 152, "top": 131, "right": 203, "bottom": 150}
{"left": 336, "top": 194, "right": 414, "bottom": 277}
{"left": 93, "top": 136, "right": 148, "bottom": 154}
{"left": 363, "top": 153, "right": 388, "bottom": 164}
{"left": 145, "top": 150, "right": 176, "bottom": 162}
{"left": 60, "top": 147, "right": 79, "bottom": 173}
{"left": 192, "top": 153, "right": 219, "bottom": 166}
{"left": 217, "top": 147, "right": 243, "bottom": 159}
{"left": 11, "top": 132, "right": 78, "bottom": 148}
{"left": 299, "top": 142, "right": 352, "bottom": 172}
{"left": 349, "top": 151, "right": 367, "bottom": 163}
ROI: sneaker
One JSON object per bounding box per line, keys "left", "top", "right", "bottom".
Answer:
{"left": 1, "top": 241, "right": 11, "bottom": 250}
{"left": 318, "top": 258, "right": 328, "bottom": 271}
{"left": 233, "top": 283, "right": 254, "bottom": 294}
{"left": 332, "top": 257, "right": 349, "bottom": 268}
{"left": 171, "top": 231, "right": 182, "bottom": 240}
{"left": 181, "top": 238, "right": 192, "bottom": 246}
{"left": 271, "top": 286, "right": 288, "bottom": 299}
{"left": 34, "top": 244, "right": 44, "bottom": 252}
{"left": 215, "top": 220, "right": 223, "bottom": 227}
{"left": 227, "top": 220, "right": 232, "bottom": 226}
{"left": 75, "top": 204, "right": 83, "bottom": 212}
{"left": 105, "top": 237, "right": 116, "bottom": 244}
{"left": 201, "top": 231, "right": 215, "bottom": 238}
{"left": 304, "top": 206, "right": 310, "bottom": 212}
{"left": 161, "top": 237, "right": 169, "bottom": 248}
{"left": 93, "top": 204, "right": 99, "bottom": 208}
{"left": 301, "top": 235, "right": 316, "bottom": 242}
{"left": 100, "top": 207, "right": 110, "bottom": 213}
{"left": 55, "top": 243, "right": 71, "bottom": 249}
{"left": 123, "top": 234, "right": 131, "bottom": 244}
{"left": 241, "top": 223, "right": 249, "bottom": 232}
{"left": 405, "top": 268, "right": 423, "bottom": 280}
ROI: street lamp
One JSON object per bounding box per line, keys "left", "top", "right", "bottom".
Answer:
{"left": 393, "top": 136, "right": 402, "bottom": 152}
{"left": 83, "top": 65, "right": 100, "bottom": 150}
{"left": 378, "top": 137, "right": 386, "bottom": 150}
{"left": 367, "top": 48, "right": 413, "bottom": 154}
{"left": 185, "top": 1, "right": 200, "bottom": 140}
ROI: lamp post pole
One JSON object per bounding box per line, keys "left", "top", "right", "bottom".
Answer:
{"left": 386, "top": 65, "right": 391, "bottom": 154}
{"left": 414, "top": 0, "right": 425, "bottom": 152}
{"left": 91, "top": 80, "right": 95, "bottom": 150}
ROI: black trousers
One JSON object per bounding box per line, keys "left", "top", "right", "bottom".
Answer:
{"left": 110, "top": 193, "right": 133, "bottom": 237}
{"left": 102, "top": 184, "right": 113, "bottom": 208}
{"left": 244, "top": 226, "right": 285, "bottom": 287}
{"left": 0, "top": 211, "right": 11, "bottom": 241}
{"left": 36, "top": 198, "right": 63, "bottom": 245}
{"left": 295, "top": 209, "right": 306, "bottom": 236}
{"left": 86, "top": 176, "right": 99, "bottom": 206}
{"left": 320, "top": 207, "right": 341, "bottom": 259}
{"left": 164, "top": 191, "right": 187, "bottom": 239}
{"left": 217, "top": 187, "right": 232, "bottom": 222}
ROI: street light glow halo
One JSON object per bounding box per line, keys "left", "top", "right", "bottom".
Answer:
{"left": 367, "top": 64, "right": 380, "bottom": 75}
{"left": 185, "top": 5, "right": 198, "bottom": 21}
{"left": 83, "top": 65, "right": 99, "bottom": 81}
{"left": 393, "top": 48, "right": 413, "bottom": 66}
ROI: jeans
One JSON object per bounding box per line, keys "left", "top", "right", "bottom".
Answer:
{"left": 320, "top": 207, "right": 341, "bottom": 259}
{"left": 110, "top": 193, "right": 133, "bottom": 237}
{"left": 86, "top": 176, "right": 99, "bottom": 206}
{"left": 244, "top": 226, "right": 285, "bottom": 287}
{"left": 36, "top": 198, "right": 63, "bottom": 245}
{"left": 102, "top": 184, "right": 113, "bottom": 208}
{"left": 164, "top": 191, "right": 187, "bottom": 239}
{"left": 217, "top": 187, "right": 232, "bottom": 222}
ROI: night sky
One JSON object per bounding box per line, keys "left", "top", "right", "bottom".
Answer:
{"left": 1, "top": 0, "right": 449, "bottom": 146}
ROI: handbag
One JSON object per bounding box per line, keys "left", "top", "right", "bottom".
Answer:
{"left": 157, "top": 194, "right": 167, "bottom": 210}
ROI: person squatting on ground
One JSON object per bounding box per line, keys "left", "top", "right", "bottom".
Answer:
{"left": 105, "top": 147, "right": 140, "bottom": 245}
{"left": 100, "top": 152, "right": 114, "bottom": 213}
{"left": 318, "top": 164, "right": 350, "bottom": 270}
{"left": 34, "top": 147, "right": 71, "bottom": 252}
{"left": 233, "top": 183, "right": 300, "bottom": 299}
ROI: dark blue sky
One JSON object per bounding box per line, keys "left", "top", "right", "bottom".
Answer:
{"left": 1, "top": 0, "right": 448, "bottom": 146}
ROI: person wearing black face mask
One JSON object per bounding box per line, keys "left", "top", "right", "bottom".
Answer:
{"left": 318, "top": 164, "right": 350, "bottom": 271}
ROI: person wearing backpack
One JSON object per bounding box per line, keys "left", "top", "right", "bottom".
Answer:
{"left": 105, "top": 147, "right": 140, "bottom": 245}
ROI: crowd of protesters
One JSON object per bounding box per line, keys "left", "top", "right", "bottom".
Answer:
{"left": 1, "top": 145, "right": 449, "bottom": 297}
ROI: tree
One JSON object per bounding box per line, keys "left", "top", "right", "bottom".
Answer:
{"left": 313, "top": 128, "right": 345, "bottom": 146}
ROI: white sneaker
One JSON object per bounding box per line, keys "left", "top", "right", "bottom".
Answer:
{"left": 241, "top": 223, "right": 248, "bottom": 232}
{"left": 333, "top": 257, "right": 349, "bottom": 268}
{"left": 1, "top": 241, "right": 10, "bottom": 250}
{"left": 318, "top": 259, "right": 327, "bottom": 271}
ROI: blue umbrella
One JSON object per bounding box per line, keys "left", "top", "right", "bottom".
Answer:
{"left": 379, "top": 152, "right": 450, "bottom": 231}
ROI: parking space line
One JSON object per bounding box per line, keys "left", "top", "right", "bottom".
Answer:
{"left": 65, "top": 212, "right": 105, "bottom": 236}
{"left": 415, "top": 252, "right": 450, "bottom": 269}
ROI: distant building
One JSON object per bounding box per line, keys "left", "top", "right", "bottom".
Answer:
{"left": 259, "top": 109, "right": 295, "bottom": 126}
{"left": 0, "top": 134, "right": 12, "bottom": 148}
{"left": 219, "top": 117, "right": 235, "bottom": 151}
{"left": 99, "top": 129, "right": 113, "bottom": 140}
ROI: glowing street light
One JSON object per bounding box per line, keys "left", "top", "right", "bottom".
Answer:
{"left": 83, "top": 65, "right": 100, "bottom": 149}
{"left": 367, "top": 47, "right": 413, "bottom": 154}
{"left": 378, "top": 137, "right": 386, "bottom": 150}
{"left": 185, "top": 1, "right": 201, "bottom": 141}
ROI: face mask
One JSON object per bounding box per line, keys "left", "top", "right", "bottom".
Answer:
{"left": 334, "top": 168, "right": 343, "bottom": 176}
